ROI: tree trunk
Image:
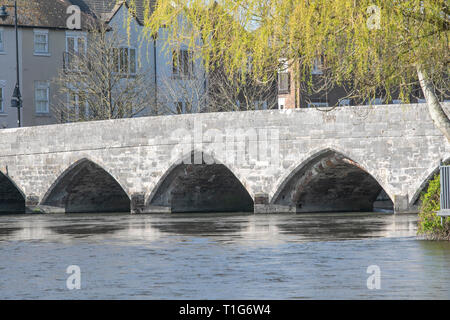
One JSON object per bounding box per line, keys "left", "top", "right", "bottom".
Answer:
{"left": 416, "top": 65, "right": 450, "bottom": 141}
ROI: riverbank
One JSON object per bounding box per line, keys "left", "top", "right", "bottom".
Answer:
{"left": 417, "top": 174, "right": 450, "bottom": 241}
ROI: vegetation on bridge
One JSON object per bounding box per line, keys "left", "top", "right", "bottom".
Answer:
{"left": 418, "top": 174, "right": 450, "bottom": 240}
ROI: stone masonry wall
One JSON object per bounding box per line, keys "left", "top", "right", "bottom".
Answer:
{"left": 0, "top": 103, "right": 448, "bottom": 213}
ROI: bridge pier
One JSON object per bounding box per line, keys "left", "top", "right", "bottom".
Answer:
{"left": 393, "top": 195, "right": 415, "bottom": 214}
{"left": 253, "top": 193, "right": 296, "bottom": 214}
{"left": 130, "top": 193, "right": 146, "bottom": 214}
{"left": 254, "top": 193, "right": 268, "bottom": 214}
{"left": 25, "top": 195, "right": 41, "bottom": 213}
{"left": 254, "top": 204, "right": 297, "bottom": 214}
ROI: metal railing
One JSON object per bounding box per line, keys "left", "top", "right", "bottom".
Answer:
{"left": 438, "top": 164, "right": 450, "bottom": 220}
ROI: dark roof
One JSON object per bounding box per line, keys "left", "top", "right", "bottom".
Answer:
{"left": 0, "top": 0, "right": 155, "bottom": 29}
{"left": 72, "top": 0, "right": 156, "bottom": 25}
{"left": 0, "top": 0, "right": 97, "bottom": 29}
{"left": 69, "top": 0, "right": 117, "bottom": 17}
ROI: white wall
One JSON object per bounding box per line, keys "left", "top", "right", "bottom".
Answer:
{"left": 108, "top": 5, "right": 206, "bottom": 115}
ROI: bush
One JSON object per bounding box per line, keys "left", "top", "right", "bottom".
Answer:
{"left": 418, "top": 174, "right": 450, "bottom": 240}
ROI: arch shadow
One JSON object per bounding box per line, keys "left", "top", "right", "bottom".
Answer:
{"left": 0, "top": 172, "right": 26, "bottom": 213}
{"left": 271, "top": 148, "right": 393, "bottom": 213}
{"left": 147, "top": 150, "right": 254, "bottom": 213}
{"left": 41, "top": 158, "right": 130, "bottom": 213}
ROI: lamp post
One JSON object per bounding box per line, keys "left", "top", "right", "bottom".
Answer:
{"left": 0, "top": 1, "right": 22, "bottom": 128}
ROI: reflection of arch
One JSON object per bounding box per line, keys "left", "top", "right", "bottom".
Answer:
{"left": 272, "top": 149, "right": 393, "bottom": 213}
{"left": 0, "top": 172, "right": 25, "bottom": 213}
{"left": 41, "top": 158, "right": 130, "bottom": 213}
{"left": 147, "top": 150, "right": 254, "bottom": 213}
{"left": 409, "top": 156, "right": 450, "bottom": 207}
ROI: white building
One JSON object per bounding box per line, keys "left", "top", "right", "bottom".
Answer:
{"left": 0, "top": 0, "right": 207, "bottom": 129}
{"left": 80, "top": 0, "right": 207, "bottom": 115}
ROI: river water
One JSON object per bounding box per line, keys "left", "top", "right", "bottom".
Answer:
{"left": 0, "top": 212, "right": 449, "bottom": 299}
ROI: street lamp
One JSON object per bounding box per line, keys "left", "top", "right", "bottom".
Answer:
{"left": 0, "top": 1, "right": 22, "bottom": 127}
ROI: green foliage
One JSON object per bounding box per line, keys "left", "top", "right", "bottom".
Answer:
{"left": 128, "top": 0, "right": 449, "bottom": 101}
{"left": 418, "top": 173, "right": 450, "bottom": 240}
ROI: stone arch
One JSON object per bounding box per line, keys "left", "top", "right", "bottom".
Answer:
{"left": 0, "top": 172, "right": 26, "bottom": 213}
{"left": 271, "top": 148, "right": 393, "bottom": 213}
{"left": 41, "top": 158, "right": 130, "bottom": 213}
{"left": 147, "top": 150, "right": 254, "bottom": 213}
{"left": 409, "top": 156, "right": 450, "bottom": 207}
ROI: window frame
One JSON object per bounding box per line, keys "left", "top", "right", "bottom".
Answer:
{"left": 277, "top": 72, "right": 290, "bottom": 94}
{"left": 367, "top": 97, "right": 384, "bottom": 105}
{"left": 278, "top": 97, "right": 286, "bottom": 110}
{"left": 113, "top": 46, "right": 137, "bottom": 76}
{"left": 307, "top": 101, "right": 329, "bottom": 108}
{"left": 33, "top": 29, "right": 49, "bottom": 55}
{"left": 66, "top": 85, "right": 89, "bottom": 121}
{"left": 0, "top": 82, "right": 4, "bottom": 113}
{"left": 65, "top": 32, "right": 87, "bottom": 53}
{"left": 35, "top": 81, "right": 50, "bottom": 114}
{"left": 65, "top": 32, "right": 87, "bottom": 72}
{"left": 338, "top": 99, "right": 351, "bottom": 107}
{"left": 254, "top": 100, "right": 268, "bottom": 110}
{"left": 311, "top": 56, "right": 324, "bottom": 75}
{"left": 277, "top": 58, "right": 290, "bottom": 94}
{"left": 172, "top": 49, "right": 194, "bottom": 77}
{"left": 0, "top": 28, "right": 4, "bottom": 53}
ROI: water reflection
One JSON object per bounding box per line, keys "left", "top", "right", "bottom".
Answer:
{"left": 0, "top": 212, "right": 419, "bottom": 243}
{"left": 237, "top": 216, "right": 283, "bottom": 244}
{"left": 49, "top": 224, "right": 125, "bottom": 237}
{"left": 112, "top": 221, "right": 163, "bottom": 242}
{"left": 149, "top": 213, "right": 247, "bottom": 236}
{"left": 1, "top": 219, "right": 58, "bottom": 241}
{"left": 0, "top": 212, "right": 449, "bottom": 299}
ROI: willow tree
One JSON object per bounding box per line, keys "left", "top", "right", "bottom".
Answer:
{"left": 129, "top": 0, "right": 449, "bottom": 138}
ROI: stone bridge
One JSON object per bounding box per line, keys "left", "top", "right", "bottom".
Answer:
{"left": 0, "top": 103, "right": 449, "bottom": 214}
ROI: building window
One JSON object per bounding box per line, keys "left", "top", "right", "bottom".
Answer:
{"left": 277, "top": 59, "right": 290, "bottom": 94}
{"left": 278, "top": 72, "right": 290, "bottom": 94}
{"left": 307, "top": 100, "right": 329, "bottom": 108}
{"left": 278, "top": 97, "right": 286, "bottom": 110}
{"left": 173, "top": 49, "right": 193, "bottom": 77}
{"left": 312, "top": 56, "right": 324, "bottom": 75}
{"left": 65, "top": 32, "right": 87, "bottom": 71}
{"left": 254, "top": 100, "right": 268, "bottom": 110}
{"left": 113, "top": 47, "right": 137, "bottom": 75}
{"left": 0, "top": 85, "right": 4, "bottom": 113}
{"left": 66, "top": 33, "right": 86, "bottom": 54}
{"left": 367, "top": 97, "right": 384, "bottom": 105}
{"left": 67, "top": 87, "right": 89, "bottom": 121}
{"left": 0, "top": 29, "right": 4, "bottom": 52}
{"left": 34, "top": 30, "right": 49, "bottom": 55}
{"left": 338, "top": 99, "right": 351, "bottom": 106}
{"left": 35, "top": 81, "right": 50, "bottom": 113}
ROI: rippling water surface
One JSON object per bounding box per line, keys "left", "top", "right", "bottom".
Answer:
{"left": 0, "top": 212, "right": 449, "bottom": 299}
